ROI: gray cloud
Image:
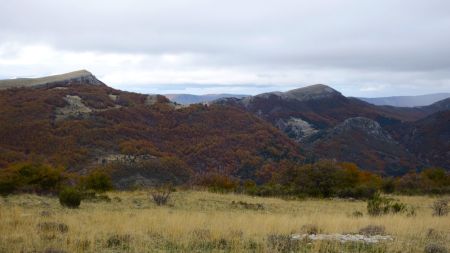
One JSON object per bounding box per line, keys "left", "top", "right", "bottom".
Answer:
{"left": 1, "top": 0, "right": 450, "bottom": 96}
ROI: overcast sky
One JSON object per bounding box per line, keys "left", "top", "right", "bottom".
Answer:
{"left": 1, "top": 0, "right": 450, "bottom": 96}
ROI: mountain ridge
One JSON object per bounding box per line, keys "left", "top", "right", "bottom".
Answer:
{"left": 0, "top": 70, "right": 448, "bottom": 178}
{"left": 0, "top": 70, "right": 104, "bottom": 90}
{"left": 359, "top": 93, "right": 450, "bottom": 107}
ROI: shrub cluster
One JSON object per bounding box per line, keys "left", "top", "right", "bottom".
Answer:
{"left": 0, "top": 163, "right": 67, "bottom": 195}
{"left": 150, "top": 185, "right": 174, "bottom": 206}
{"left": 392, "top": 168, "right": 450, "bottom": 195}
{"left": 58, "top": 187, "right": 82, "bottom": 208}
{"left": 196, "top": 173, "right": 239, "bottom": 193}
{"left": 367, "top": 193, "right": 412, "bottom": 216}
{"left": 0, "top": 162, "right": 115, "bottom": 209}
{"left": 432, "top": 199, "right": 449, "bottom": 216}
{"left": 79, "top": 170, "right": 113, "bottom": 192}
{"left": 246, "top": 161, "right": 381, "bottom": 199}
{"left": 195, "top": 162, "right": 449, "bottom": 199}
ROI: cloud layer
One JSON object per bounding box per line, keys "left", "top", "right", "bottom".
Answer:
{"left": 1, "top": 0, "right": 450, "bottom": 96}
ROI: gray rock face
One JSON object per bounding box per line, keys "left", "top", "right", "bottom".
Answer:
{"left": 55, "top": 95, "right": 93, "bottom": 121}
{"left": 276, "top": 117, "right": 318, "bottom": 142}
{"left": 145, "top": 95, "right": 159, "bottom": 106}
{"left": 331, "top": 117, "right": 394, "bottom": 142}
{"left": 55, "top": 94, "right": 122, "bottom": 121}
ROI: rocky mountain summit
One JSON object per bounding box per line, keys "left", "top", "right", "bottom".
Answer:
{"left": 0, "top": 70, "right": 104, "bottom": 90}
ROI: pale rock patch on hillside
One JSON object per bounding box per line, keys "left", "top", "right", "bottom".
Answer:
{"left": 332, "top": 117, "right": 395, "bottom": 143}
{"left": 145, "top": 95, "right": 159, "bottom": 106}
{"left": 55, "top": 95, "right": 93, "bottom": 121}
{"left": 108, "top": 94, "right": 118, "bottom": 101}
{"left": 55, "top": 95, "right": 122, "bottom": 121}
{"left": 96, "top": 153, "right": 157, "bottom": 165}
{"left": 276, "top": 117, "right": 318, "bottom": 142}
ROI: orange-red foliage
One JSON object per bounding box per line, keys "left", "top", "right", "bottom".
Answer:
{"left": 0, "top": 84, "right": 302, "bottom": 179}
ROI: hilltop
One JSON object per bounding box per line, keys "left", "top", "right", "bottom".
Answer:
{"left": 0, "top": 70, "right": 104, "bottom": 90}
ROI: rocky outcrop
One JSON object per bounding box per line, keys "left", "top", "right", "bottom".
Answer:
{"left": 276, "top": 117, "right": 318, "bottom": 142}
{"left": 308, "top": 117, "right": 417, "bottom": 174}
{"left": 55, "top": 94, "right": 122, "bottom": 121}
{"left": 330, "top": 117, "right": 394, "bottom": 143}
{"left": 55, "top": 95, "right": 93, "bottom": 121}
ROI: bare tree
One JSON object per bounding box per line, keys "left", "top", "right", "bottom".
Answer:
{"left": 150, "top": 184, "right": 174, "bottom": 206}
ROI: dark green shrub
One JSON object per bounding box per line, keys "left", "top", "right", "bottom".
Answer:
{"left": 80, "top": 171, "right": 113, "bottom": 192}
{"left": 58, "top": 188, "right": 81, "bottom": 208}
{"left": 367, "top": 193, "right": 407, "bottom": 216}
{"left": 382, "top": 178, "right": 396, "bottom": 193}
{"left": 0, "top": 176, "right": 17, "bottom": 196}
{"left": 0, "top": 163, "right": 66, "bottom": 195}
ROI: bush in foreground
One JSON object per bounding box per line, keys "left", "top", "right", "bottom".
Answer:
{"left": 0, "top": 162, "right": 67, "bottom": 195}
{"left": 79, "top": 170, "right": 113, "bottom": 193}
{"left": 367, "top": 193, "right": 407, "bottom": 216}
{"left": 424, "top": 243, "right": 448, "bottom": 253}
{"left": 150, "top": 185, "right": 174, "bottom": 206}
{"left": 59, "top": 187, "right": 82, "bottom": 208}
{"left": 432, "top": 199, "right": 449, "bottom": 216}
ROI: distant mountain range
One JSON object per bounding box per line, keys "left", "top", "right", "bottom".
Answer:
{"left": 358, "top": 93, "right": 450, "bottom": 107}
{"left": 164, "top": 94, "right": 248, "bottom": 105}
{"left": 0, "top": 71, "right": 448, "bottom": 186}
{"left": 164, "top": 91, "right": 450, "bottom": 107}
{"left": 213, "top": 84, "right": 449, "bottom": 174}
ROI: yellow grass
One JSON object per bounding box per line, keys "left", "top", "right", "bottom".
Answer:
{"left": 0, "top": 191, "right": 449, "bottom": 252}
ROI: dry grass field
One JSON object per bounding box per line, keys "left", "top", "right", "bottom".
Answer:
{"left": 0, "top": 191, "right": 449, "bottom": 253}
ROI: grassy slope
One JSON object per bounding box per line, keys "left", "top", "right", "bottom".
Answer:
{"left": 0, "top": 191, "right": 449, "bottom": 252}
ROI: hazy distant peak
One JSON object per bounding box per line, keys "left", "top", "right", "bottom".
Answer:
{"left": 165, "top": 93, "right": 248, "bottom": 105}
{"left": 254, "top": 84, "right": 341, "bottom": 102}
{"left": 0, "top": 69, "right": 102, "bottom": 90}
{"left": 285, "top": 84, "right": 340, "bottom": 97}
{"left": 359, "top": 93, "right": 450, "bottom": 107}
